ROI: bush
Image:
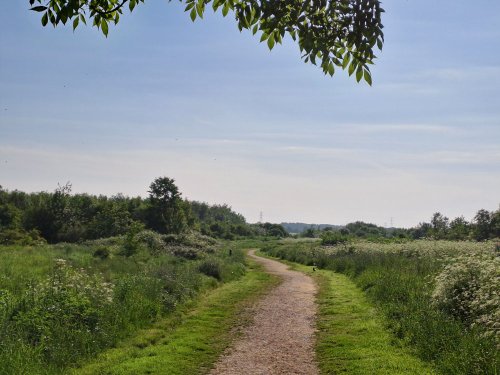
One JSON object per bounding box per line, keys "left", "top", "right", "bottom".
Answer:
{"left": 432, "top": 254, "right": 500, "bottom": 344}
{"left": 136, "top": 230, "right": 167, "bottom": 255}
{"left": 320, "top": 231, "right": 350, "bottom": 246}
{"left": 11, "top": 259, "right": 113, "bottom": 366}
{"left": 93, "top": 247, "right": 110, "bottom": 259}
{"left": 198, "top": 258, "right": 222, "bottom": 280}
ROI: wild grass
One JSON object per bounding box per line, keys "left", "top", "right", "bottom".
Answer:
{"left": 0, "top": 234, "right": 248, "bottom": 374}
{"left": 72, "top": 257, "right": 278, "bottom": 375}
{"left": 262, "top": 239, "right": 499, "bottom": 374}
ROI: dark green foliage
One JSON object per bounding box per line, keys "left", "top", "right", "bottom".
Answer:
{"left": 198, "top": 258, "right": 222, "bottom": 280}
{"left": 92, "top": 246, "right": 110, "bottom": 259}
{"left": 29, "top": 0, "right": 384, "bottom": 82}
{"left": 254, "top": 222, "right": 288, "bottom": 238}
{"left": 411, "top": 208, "right": 500, "bottom": 241}
{"left": 320, "top": 230, "right": 350, "bottom": 245}
{"left": 0, "top": 180, "right": 258, "bottom": 244}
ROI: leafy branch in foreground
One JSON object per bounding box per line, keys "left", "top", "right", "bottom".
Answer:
{"left": 29, "top": 0, "right": 384, "bottom": 84}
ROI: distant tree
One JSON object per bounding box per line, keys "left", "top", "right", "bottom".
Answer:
{"left": 448, "top": 216, "right": 470, "bottom": 241}
{"left": 473, "top": 209, "right": 492, "bottom": 241}
{"left": 410, "top": 222, "right": 432, "bottom": 239}
{"left": 0, "top": 203, "right": 21, "bottom": 230}
{"left": 345, "top": 221, "right": 385, "bottom": 238}
{"left": 301, "top": 227, "right": 316, "bottom": 238}
{"left": 339, "top": 228, "right": 350, "bottom": 236}
{"left": 259, "top": 222, "right": 288, "bottom": 238}
{"left": 430, "top": 212, "right": 449, "bottom": 240}
{"left": 491, "top": 208, "right": 500, "bottom": 239}
{"left": 146, "top": 177, "right": 187, "bottom": 234}
{"left": 29, "top": 0, "right": 384, "bottom": 83}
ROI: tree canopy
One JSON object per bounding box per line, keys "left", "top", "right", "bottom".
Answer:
{"left": 29, "top": 0, "right": 384, "bottom": 84}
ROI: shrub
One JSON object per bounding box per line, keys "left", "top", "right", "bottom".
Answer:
{"left": 11, "top": 259, "right": 113, "bottom": 366}
{"left": 136, "top": 230, "right": 167, "bottom": 255}
{"left": 432, "top": 254, "right": 500, "bottom": 344}
{"left": 93, "top": 247, "right": 110, "bottom": 259}
{"left": 320, "top": 231, "right": 350, "bottom": 246}
{"left": 198, "top": 258, "right": 222, "bottom": 280}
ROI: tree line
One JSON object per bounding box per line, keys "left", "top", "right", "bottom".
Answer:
{"left": 0, "top": 177, "right": 288, "bottom": 245}
{"left": 299, "top": 209, "right": 500, "bottom": 243}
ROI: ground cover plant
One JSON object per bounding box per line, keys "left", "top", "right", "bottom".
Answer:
{"left": 0, "top": 230, "right": 247, "bottom": 374}
{"left": 262, "top": 239, "right": 500, "bottom": 374}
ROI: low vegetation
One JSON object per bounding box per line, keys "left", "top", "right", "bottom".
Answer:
{"left": 72, "top": 256, "right": 277, "bottom": 375}
{"left": 266, "top": 258, "right": 436, "bottom": 374}
{"left": 261, "top": 239, "right": 499, "bottom": 374}
{"left": 0, "top": 231, "right": 247, "bottom": 374}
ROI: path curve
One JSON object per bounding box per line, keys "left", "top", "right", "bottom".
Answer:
{"left": 210, "top": 250, "right": 319, "bottom": 375}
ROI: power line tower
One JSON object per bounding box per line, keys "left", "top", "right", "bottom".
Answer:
{"left": 259, "top": 211, "right": 263, "bottom": 224}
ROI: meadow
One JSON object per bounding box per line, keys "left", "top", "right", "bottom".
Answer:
{"left": 261, "top": 239, "right": 499, "bottom": 374}
{"left": 0, "top": 231, "right": 248, "bottom": 374}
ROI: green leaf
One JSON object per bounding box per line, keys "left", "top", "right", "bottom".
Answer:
{"left": 101, "top": 19, "right": 109, "bottom": 37}
{"left": 267, "top": 34, "right": 275, "bottom": 50}
{"left": 342, "top": 53, "right": 351, "bottom": 69}
{"left": 190, "top": 8, "right": 196, "bottom": 21}
{"left": 356, "top": 66, "right": 363, "bottom": 82}
{"left": 364, "top": 69, "right": 372, "bottom": 86}
{"left": 222, "top": 3, "right": 229, "bottom": 17}
{"left": 196, "top": 1, "right": 204, "bottom": 18}
{"left": 376, "top": 38, "right": 383, "bottom": 50}
{"left": 129, "top": 0, "right": 136, "bottom": 12}
{"left": 30, "top": 6, "right": 47, "bottom": 12}
{"left": 348, "top": 61, "right": 356, "bottom": 76}
{"left": 41, "top": 12, "right": 48, "bottom": 26}
{"left": 72, "top": 17, "right": 79, "bottom": 31}
{"left": 328, "top": 62, "right": 335, "bottom": 76}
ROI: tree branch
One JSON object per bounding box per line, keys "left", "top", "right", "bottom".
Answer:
{"left": 92, "top": 0, "right": 128, "bottom": 15}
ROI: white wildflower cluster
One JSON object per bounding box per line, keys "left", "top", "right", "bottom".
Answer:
{"left": 321, "top": 240, "right": 496, "bottom": 260}
{"left": 33, "top": 259, "right": 114, "bottom": 308}
{"left": 432, "top": 253, "right": 500, "bottom": 345}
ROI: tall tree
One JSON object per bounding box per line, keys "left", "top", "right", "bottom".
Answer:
{"left": 430, "top": 212, "right": 449, "bottom": 240}
{"left": 147, "top": 177, "right": 187, "bottom": 234}
{"left": 473, "top": 209, "right": 492, "bottom": 241}
{"left": 29, "top": 0, "right": 384, "bottom": 83}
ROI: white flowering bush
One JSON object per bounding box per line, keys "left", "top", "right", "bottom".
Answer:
{"left": 13, "top": 259, "right": 114, "bottom": 363}
{"left": 432, "top": 254, "right": 500, "bottom": 344}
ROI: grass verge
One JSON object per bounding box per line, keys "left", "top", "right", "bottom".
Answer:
{"left": 257, "top": 251, "right": 436, "bottom": 375}
{"left": 72, "top": 252, "right": 278, "bottom": 375}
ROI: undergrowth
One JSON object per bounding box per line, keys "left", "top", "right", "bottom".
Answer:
{"left": 0, "top": 232, "right": 245, "bottom": 374}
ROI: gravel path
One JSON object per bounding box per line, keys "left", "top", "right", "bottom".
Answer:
{"left": 210, "top": 250, "right": 319, "bottom": 375}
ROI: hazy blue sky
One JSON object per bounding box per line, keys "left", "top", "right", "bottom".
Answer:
{"left": 1, "top": 1, "right": 499, "bottom": 227}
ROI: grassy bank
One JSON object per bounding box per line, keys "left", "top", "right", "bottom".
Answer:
{"left": 257, "top": 251, "right": 435, "bottom": 374}
{"left": 261, "top": 240, "right": 499, "bottom": 374}
{"left": 0, "top": 233, "right": 251, "bottom": 374}
{"left": 73, "top": 255, "right": 277, "bottom": 374}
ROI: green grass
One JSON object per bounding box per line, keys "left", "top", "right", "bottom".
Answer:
{"left": 261, "top": 240, "right": 499, "bottom": 374}
{"left": 314, "top": 270, "right": 436, "bottom": 374}
{"left": 72, "top": 254, "right": 278, "bottom": 375}
{"left": 257, "top": 251, "right": 436, "bottom": 375}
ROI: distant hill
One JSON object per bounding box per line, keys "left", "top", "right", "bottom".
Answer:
{"left": 280, "top": 222, "right": 342, "bottom": 234}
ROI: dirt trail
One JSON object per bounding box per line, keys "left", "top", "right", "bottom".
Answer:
{"left": 210, "top": 250, "right": 319, "bottom": 375}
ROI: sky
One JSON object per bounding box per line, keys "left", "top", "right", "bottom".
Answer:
{"left": 1, "top": 1, "right": 499, "bottom": 228}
